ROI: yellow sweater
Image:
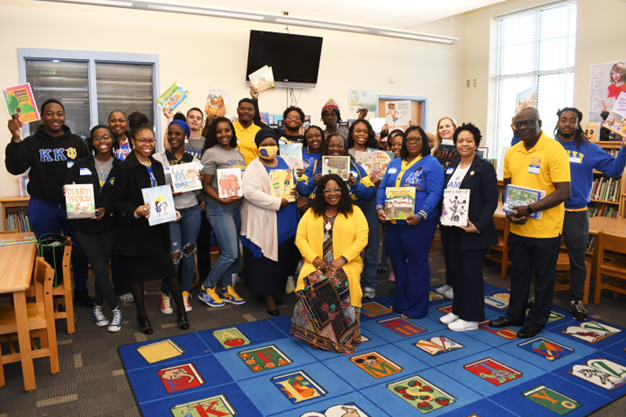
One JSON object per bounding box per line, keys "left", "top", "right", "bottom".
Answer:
{"left": 295, "top": 205, "right": 369, "bottom": 307}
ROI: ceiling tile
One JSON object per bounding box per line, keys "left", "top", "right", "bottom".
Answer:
{"left": 264, "top": 0, "right": 327, "bottom": 15}
{"left": 305, "top": 5, "right": 364, "bottom": 21}
{"left": 385, "top": 16, "right": 431, "bottom": 29}
{"left": 409, "top": 7, "right": 459, "bottom": 22}
{"left": 218, "top": 0, "right": 279, "bottom": 8}
{"left": 349, "top": 10, "right": 407, "bottom": 25}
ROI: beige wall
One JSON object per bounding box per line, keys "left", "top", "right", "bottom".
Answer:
{"left": 0, "top": 0, "right": 466, "bottom": 199}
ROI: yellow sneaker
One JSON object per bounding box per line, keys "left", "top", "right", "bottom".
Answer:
{"left": 198, "top": 285, "right": 225, "bottom": 308}
{"left": 221, "top": 285, "right": 246, "bottom": 305}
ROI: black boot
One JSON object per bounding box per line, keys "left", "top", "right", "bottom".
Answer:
{"left": 177, "top": 311, "right": 189, "bottom": 330}
{"left": 138, "top": 316, "right": 153, "bottom": 334}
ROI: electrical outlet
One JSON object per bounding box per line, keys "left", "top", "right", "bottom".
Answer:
{"left": 473, "top": 79, "right": 477, "bottom": 87}
{"left": 466, "top": 80, "right": 470, "bottom": 87}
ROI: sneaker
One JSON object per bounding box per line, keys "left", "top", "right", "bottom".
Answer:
{"left": 231, "top": 273, "right": 240, "bottom": 287}
{"left": 378, "top": 263, "right": 389, "bottom": 273}
{"left": 363, "top": 287, "right": 376, "bottom": 299}
{"left": 388, "top": 270, "right": 395, "bottom": 282}
{"left": 198, "top": 285, "right": 225, "bottom": 307}
{"left": 108, "top": 307, "right": 123, "bottom": 332}
{"left": 570, "top": 300, "right": 588, "bottom": 321}
{"left": 222, "top": 286, "right": 246, "bottom": 305}
{"left": 160, "top": 292, "right": 173, "bottom": 314}
{"left": 443, "top": 287, "right": 454, "bottom": 299}
{"left": 440, "top": 312, "right": 459, "bottom": 324}
{"left": 285, "top": 276, "right": 296, "bottom": 294}
{"left": 92, "top": 304, "right": 109, "bottom": 327}
{"left": 183, "top": 291, "right": 192, "bottom": 312}
{"left": 118, "top": 292, "right": 134, "bottom": 303}
{"left": 436, "top": 285, "right": 451, "bottom": 295}
{"left": 448, "top": 319, "right": 479, "bottom": 332}
{"left": 75, "top": 290, "right": 94, "bottom": 307}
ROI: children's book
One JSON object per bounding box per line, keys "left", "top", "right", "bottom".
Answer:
{"left": 157, "top": 82, "right": 189, "bottom": 111}
{"left": 141, "top": 185, "right": 177, "bottom": 226}
{"left": 436, "top": 144, "right": 460, "bottom": 170}
{"left": 205, "top": 88, "right": 229, "bottom": 117}
{"left": 368, "top": 150, "right": 394, "bottom": 180}
{"left": 355, "top": 151, "right": 375, "bottom": 175}
{"left": 385, "top": 187, "right": 416, "bottom": 220}
{"left": 280, "top": 143, "right": 304, "bottom": 170}
{"left": 269, "top": 170, "right": 295, "bottom": 202}
{"left": 322, "top": 156, "right": 351, "bottom": 181}
{"left": 603, "top": 110, "right": 626, "bottom": 139}
{"left": 248, "top": 65, "right": 275, "bottom": 93}
{"left": 65, "top": 184, "right": 96, "bottom": 219}
{"left": 2, "top": 83, "right": 39, "bottom": 123}
{"left": 259, "top": 112, "right": 270, "bottom": 126}
{"left": 384, "top": 101, "right": 411, "bottom": 126}
{"left": 217, "top": 168, "right": 243, "bottom": 198}
{"left": 170, "top": 162, "right": 203, "bottom": 193}
{"left": 18, "top": 174, "right": 29, "bottom": 197}
{"left": 0, "top": 236, "right": 37, "bottom": 247}
{"left": 441, "top": 189, "right": 471, "bottom": 226}
{"left": 586, "top": 122, "right": 600, "bottom": 141}
{"left": 348, "top": 89, "right": 378, "bottom": 111}
{"left": 503, "top": 184, "right": 546, "bottom": 220}
{"left": 137, "top": 339, "right": 184, "bottom": 364}
{"left": 369, "top": 117, "right": 386, "bottom": 134}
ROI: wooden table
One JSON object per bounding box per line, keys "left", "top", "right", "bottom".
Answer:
{"left": 588, "top": 216, "right": 626, "bottom": 235}
{"left": 0, "top": 232, "right": 37, "bottom": 391}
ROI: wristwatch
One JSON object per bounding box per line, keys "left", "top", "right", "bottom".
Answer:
{"left": 526, "top": 204, "right": 534, "bottom": 214}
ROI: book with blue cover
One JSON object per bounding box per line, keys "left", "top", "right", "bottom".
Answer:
{"left": 141, "top": 185, "right": 177, "bottom": 226}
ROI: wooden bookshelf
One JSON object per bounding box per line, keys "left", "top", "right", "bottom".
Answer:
{"left": 589, "top": 142, "right": 626, "bottom": 220}
{"left": 0, "top": 196, "right": 30, "bottom": 232}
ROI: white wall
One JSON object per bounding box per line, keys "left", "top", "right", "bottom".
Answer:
{"left": 0, "top": 0, "right": 466, "bottom": 199}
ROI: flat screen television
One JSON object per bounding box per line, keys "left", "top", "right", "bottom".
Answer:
{"left": 246, "top": 30, "right": 323, "bottom": 89}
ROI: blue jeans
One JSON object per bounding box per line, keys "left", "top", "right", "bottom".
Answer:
{"left": 27, "top": 197, "right": 88, "bottom": 292}
{"left": 358, "top": 198, "right": 380, "bottom": 291}
{"left": 203, "top": 204, "right": 241, "bottom": 289}
{"left": 161, "top": 205, "right": 201, "bottom": 295}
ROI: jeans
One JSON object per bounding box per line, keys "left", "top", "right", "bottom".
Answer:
{"left": 203, "top": 204, "right": 241, "bottom": 289}
{"left": 161, "top": 205, "right": 201, "bottom": 295}
{"left": 195, "top": 205, "right": 213, "bottom": 282}
{"left": 358, "top": 199, "right": 380, "bottom": 290}
{"left": 75, "top": 229, "right": 118, "bottom": 310}
{"left": 27, "top": 197, "right": 88, "bottom": 292}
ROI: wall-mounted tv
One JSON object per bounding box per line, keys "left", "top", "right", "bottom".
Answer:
{"left": 245, "top": 30, "right": 323, "bottom": 89}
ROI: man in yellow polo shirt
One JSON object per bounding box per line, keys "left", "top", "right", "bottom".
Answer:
{"left": 490, "top": 107, "right": 571, "bottom": 339}
{"left": 234, "top": 98, "right": 261, "bottom": 165}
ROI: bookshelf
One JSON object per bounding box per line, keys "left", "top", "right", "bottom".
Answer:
{"left": 588, "top": 141, "right": 625, "bottom": 221}
{"left": 0, "top": 196, "right": 30, "bottom": 232}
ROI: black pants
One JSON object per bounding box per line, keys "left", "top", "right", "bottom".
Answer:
{"left": 196, "top": 207, "right": 213, "bottom": 282}
{"left": 563, "top": 211, "right": 589, "bottom": 302}
{"left": 74, "top": 229, "right": 119, "bottom": 310}
{"left": 111, "top": 252, "right": 130, "bottom": 296}
{"left": 443, "top": 227, "right": 486, "bottom": 322}
{"left": 506, "top": 232, "right": 560, "bottom": 330}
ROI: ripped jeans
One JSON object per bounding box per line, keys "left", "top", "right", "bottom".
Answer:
{"left": 203, "top": 204, "right": 241, "bottom": 289}
{"left": 161, "top": 205, "right": 201, "bottom": 295}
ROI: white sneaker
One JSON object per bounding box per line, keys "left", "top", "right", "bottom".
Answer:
{"left": 443, "top": 287, "right": 454, "bottom": 299}
{"left": 118, "top": 292, "right": 134, "bottom": 303}
{"left": 363, "top": 287, "right": 376, "bottom": 299}
{"left": 436, "top": 285, "right": 451, "bottom": 295}
{"left": 448, "top": 319, "right": 479, "bottom": 332}
{"left": 183, "top": 291, "right": 192, "bottom": 312}
{"left": 440, "top": 312, "right": 459, "bottom": 324}
{"left": 92, "top": 304, "right": 109, "bottom": 327}
{"left": 108, "top": 307, "right": 123, "bottom": 332}
{"left": 160, "top": 292, "right": 173, "bottom": 314}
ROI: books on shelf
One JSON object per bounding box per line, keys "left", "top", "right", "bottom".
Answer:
{"left": 65, "top": 184, "right": 96, "bottom": 219}
{"left": 5, "top": 210, "right": 30, "bottom": 233}
{"left": 217, "top": 168, "right": 243, "bottom": 198}
{"left": 142, "top": 185, "right": 177, "bottom": 226}
{"left": 248, "top": 65, "right": 275, "bottom": 93}
{"left": 441, "top": 189, "right": 471, "bottom": 226}
{"left": 503, "top": 184, "right": 546, "bottom": 220}
{"left": 157, "top": 82, "right": 190, "bottom": 111}
{"left": 279, "top": 143, "right": 304, "bottom": 170}
{"left": 3, "top": 83, "right": 39, "bottom": 123}
{"left": 590, "top": 177, "right": 621, "bottom": 203}
{"left": 321, "top": 156, "right": 351, "bottom": 181}
{"left": 0, "top": 235, "right": 37, "bottom": 246}
{"left": 269, "top": 170, "right": 295, "bottom": 202}
{"left": 588, "top": 205, "right": 618, "bottom": 219}
{"left": 170, "top": 162, "right": 203, "bottom": 193}
{"left": 385, "top": 187, "right": 416, "bottom": 220}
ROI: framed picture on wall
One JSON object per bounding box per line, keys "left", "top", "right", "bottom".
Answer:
{"left": 476, "top": 147, "right": 489, "bottom": 158}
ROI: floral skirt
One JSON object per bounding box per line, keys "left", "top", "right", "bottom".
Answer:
{"left": 290, "top": 268, "right": 361, "bottom": 354}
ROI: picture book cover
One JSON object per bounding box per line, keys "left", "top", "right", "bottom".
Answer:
{"left": 212, "top": 327, "right": 251, "bottom": 349}
{"left": 515, "top": 87, "right": 537, "bottom": 114}
{"left": 170, "top": 162, "right": 202, "bottom": 193}
{"left": 259, "top": 112, "right": 270, "bottom": 126}
{"left": 65, "top": 184, "right": 96, "bottom": 219}
{"left": 157, "top": 82, "right": 189, "bottom": 111}
{"left": 141, "top": 185, "right": 177, "bottom": 226}
{"left": 437, "top": 144, "right": 460, "bottom": 169}
{"left": 586, "top": 122, "right": 600, "bottom": 141}
{"left": 170, "top": 394, "right": 237, "bottom": 417}
{"left": 0, "top": 236, "right": 37, "bottom": 247}
{"left": 385, "top": 187, "right": 415, "bottom": 220}
{"left": 387, "top": 374, "right": 456, "bottom": 412}
{"left": 217, "top": 168, "right": 243, "bottom": 198}
{"left": 237, "top": 344, "right": 292, "bottom": 373}
{"left": 205, "top": 88, "right": 229, "bottom": 117}
{"left": 280, "top": 143, "right": 304, "bottom": 170}
{"left": 385, "top": 101, "right": 411, "bottom": 126}
{"left": 355, "top": 151, "right": 375, "bottom": 175}
{"left": 368, "top": 150, "right": 394, "bottom": 180}
{"left": 322, "top": 156, "right": 351, "bottom": 181}
{"left": 415, "top": 337, "right": 465, "bottom": 356}
{"left": 441, "top": 189, "right": 471, "bottom": 226}
{"left": 158, "top": 362, "right": 204, "bottom": 393}
{"left": 369, "top": 117, "right": 386, "bottom": 134}
{"left": 271, "top": 370, "right": 327, "bottom": 404}
{"left": 136, "top": 339, "right": 184, "bottom": 364}
{"left": 503, "top": 184, "right": 546, "bottom": 220}
{"left": 18, "top": 174, "right": 29, "bottom": 197}
{"left": 603, "top": 109, "right": 626, "bottom": 138}
{"left": 348, "top": 89, "right": 377, "bottom": 111}
{"left": 2, "top": 83, "right": 39, "bottom": 123}
{"left": 249, "top": 65, "right": 275, "bottom": 92}
{"left": 269, "top": 169, "right": 295, "bottom": 202}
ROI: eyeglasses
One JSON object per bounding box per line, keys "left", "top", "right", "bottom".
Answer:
{"left": 406, "top": 136, "right": 422, "bottom": 143}
{"left": 135, "top": 139, "right": 156, "bottom": 144}
{"left": 514, "top": 119, "right": 537, "bottom": 129}
{"left": 287, "top": 115, "right": 301, "bottom": 120}
{"left": 93, "top": 135, "right": 112, "bottom": 141}
{"left": 323, "top": 188, "right": 341, "bottom": 194}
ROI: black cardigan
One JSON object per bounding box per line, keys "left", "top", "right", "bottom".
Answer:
{"left": 111, "top": 151, "right": 171, "bottom": 257}
{"left": 440, "top": 156, "right": 499, "bottom": 251}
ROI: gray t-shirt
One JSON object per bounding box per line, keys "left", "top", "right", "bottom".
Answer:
{"left": 201, "top": 146, "right": 246, "bottom": 208}
{"left": 185, "top": 136, "right": 205, "bottom": 160}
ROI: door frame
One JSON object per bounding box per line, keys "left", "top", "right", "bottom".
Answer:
{"left": 378, "top": 95, "right": 429, "bottom": 131}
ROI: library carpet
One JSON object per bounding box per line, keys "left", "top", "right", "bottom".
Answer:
{"left": 119, "top": 283, "right": 626, "bottom": 416}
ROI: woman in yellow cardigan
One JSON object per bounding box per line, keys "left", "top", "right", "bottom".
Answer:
{"left": 291, "top": 174, "right": 369, "bottom": 354}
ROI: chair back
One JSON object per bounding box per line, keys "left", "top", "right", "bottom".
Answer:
{"left": 34, "top": 257, "right": 55, "bottom": 320}
{"left": 61, "top": 237, "right": 72, "bottom": 286}
{"left": 599, "top": 231, "right": 626, "bottom": 256}
{"left": 493, "top": 215, "right": 509, "bottom": 231}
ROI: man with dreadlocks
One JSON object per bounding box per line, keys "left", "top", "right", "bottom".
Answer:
{"left": 555, "top": 107, "right": 626, "bottom": 320}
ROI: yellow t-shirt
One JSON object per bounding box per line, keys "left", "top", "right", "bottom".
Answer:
{"left": 234, "top": 120, "right": 261, "bottom": 166}
{"left": 503, "top": 132, "right": 571, "bottom": 238}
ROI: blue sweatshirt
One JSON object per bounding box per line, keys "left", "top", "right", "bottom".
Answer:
{"left": 376, "top": 155, "right": 444, "bottom": 222}
{"left": 556, "top": 137, "right": 626, "bottom": 209}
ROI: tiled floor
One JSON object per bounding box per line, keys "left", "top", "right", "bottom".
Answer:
{"left": 1, "top": 243, "right": 625, "bottom": 417}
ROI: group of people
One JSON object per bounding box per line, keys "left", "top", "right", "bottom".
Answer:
{"left": 5, "top": 89, "right": 623, "bottom": 354}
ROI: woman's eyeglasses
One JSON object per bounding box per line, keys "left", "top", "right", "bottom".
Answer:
{"left": 406, "top": 136, "right": 422, "bottom": 143}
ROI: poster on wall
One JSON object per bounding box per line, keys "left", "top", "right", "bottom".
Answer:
{"left": 385, "top": 101, "right": 411, "bottom": 127}
{"left": 348, "top": 89, "right": 377, "bottom": 111}
{"left": 514, "top": 87, "right": 537, "bottom": 114}
{"left": 589, "top": 60, "right": 626, "bottom": 123}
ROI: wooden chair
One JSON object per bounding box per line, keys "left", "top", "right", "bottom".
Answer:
{"left": 0, "top": 257, "right": 60, "bottom": 387}
{"left": 594, "top": 231, "right": 626, "bottom": 304}
{"left": 485, "top": 216, "right": 511, "bottom": 279}
{"left": 53, "top": 238, "right": 75, "bottom": 334}
{"left": 554, "top": 251, "right": 591, "bottom": 305}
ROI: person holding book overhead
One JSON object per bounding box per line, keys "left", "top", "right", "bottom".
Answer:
{"left": 198, "top": 117, "right": 247, "bottom": 308}
{"left": 240, "top": 128, "right": 300, "bottom": 316}
{"left": 490, "top": 107, "right": 570, "bottom": 339}
{"left": 153, "top": 115, "right": 202, "bottom": 315}
{"left": 554, "top": 107, "right": 626, "bottom": 321}
{"left": 291, "top": 174, "right": 369, "bottom": 353}
{"left": 65, "top": 124, "right": 123, "bottom": 332}
{"left": 112, "top": 112, "right": 189, "bottom": 334}
{"left": 376, "top": 125, "right": 444, "bottom": 319}
{"left": 5, "top": 98, "right": 93, "bottom": 307}
{"left": 439, "top": 123, "right": 498, "bottom": 332}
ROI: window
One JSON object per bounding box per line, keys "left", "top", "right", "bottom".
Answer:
{"left": 19, "top": 49, "right": 160, "bottom": 142}
{"left": 489, "top": 1, "right": 577, "bottom": 158}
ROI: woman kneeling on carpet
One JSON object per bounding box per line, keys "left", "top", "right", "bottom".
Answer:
{"left": 291, "top": 174, "right": 369, "bottom": 354}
